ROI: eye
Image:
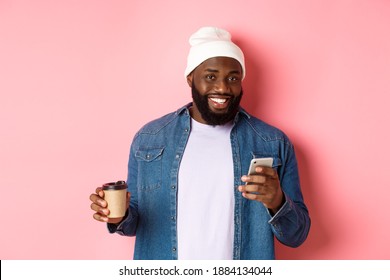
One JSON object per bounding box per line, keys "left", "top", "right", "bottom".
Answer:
{"left": 228, "top": 76, "right": 239, "bottom": 82}
{"left": 205, "top": 74, "right": 215, "bottom": 80}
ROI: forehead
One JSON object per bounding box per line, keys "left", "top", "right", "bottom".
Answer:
{"left": 195, "top": 57, "right": 242, "bottom": 73}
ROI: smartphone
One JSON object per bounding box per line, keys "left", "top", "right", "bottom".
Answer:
{"left": 247, "top": 157, "right": 274, "bottom": 175}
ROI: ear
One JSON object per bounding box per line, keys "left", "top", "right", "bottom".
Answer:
{"left": 186, "top": 73, "right": 193, "bottom": 88}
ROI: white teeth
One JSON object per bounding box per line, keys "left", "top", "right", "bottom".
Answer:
{"left": 210, "top": 98, "right": 227, "bottom": 104}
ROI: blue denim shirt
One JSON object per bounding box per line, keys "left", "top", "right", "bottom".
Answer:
{"left": 109, "top": 103, "right": 310, "bottom": 260}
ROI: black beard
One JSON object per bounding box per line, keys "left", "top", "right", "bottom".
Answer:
{"left": 191, "top": 82, "right": 243, "bottom": 126}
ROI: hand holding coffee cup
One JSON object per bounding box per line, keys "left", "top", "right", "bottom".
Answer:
{"left": 90, "top": 181, "right": 130, "bottom": 224}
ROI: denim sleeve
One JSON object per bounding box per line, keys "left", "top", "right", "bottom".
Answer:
{"left": 268, "top": 142, "right": 311, "bottom": 247}
{"left": 107, "top": 208, "right": 138, "bottom": 236}
{"left": 107, "top": 136, "right": 140, "bottom": 236}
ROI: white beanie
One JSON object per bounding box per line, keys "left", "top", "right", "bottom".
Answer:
{"left": 184, "top": 26, "right": 245, "bottom": 79}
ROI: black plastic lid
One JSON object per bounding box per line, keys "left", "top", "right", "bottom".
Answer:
{"left": 102, "top": 181, "right": 127, "bottom": 190}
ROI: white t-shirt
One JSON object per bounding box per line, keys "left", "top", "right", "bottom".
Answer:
{"left": 177, "top": 118, "right": 234, "bottom": 260}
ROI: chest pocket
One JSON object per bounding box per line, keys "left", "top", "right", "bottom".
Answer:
{"left": 135, "top": 147, "right": 164, "bottom": 191}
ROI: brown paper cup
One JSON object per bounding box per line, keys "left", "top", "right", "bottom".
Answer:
{"left": 102, "top": 181, "right": 127, "bottom": 218}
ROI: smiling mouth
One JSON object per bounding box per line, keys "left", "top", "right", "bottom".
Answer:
{"left": 208, "top": 96, "right": 231, "bottom": 110}
{"left": 210, "top": 97, "right": 228, "bottom": 104}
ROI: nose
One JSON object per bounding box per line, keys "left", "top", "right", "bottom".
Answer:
{"left": 214, "top": 79, "right": 230, "bottom": 93}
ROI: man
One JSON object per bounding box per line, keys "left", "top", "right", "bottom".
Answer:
{"left": 89, "top": 26, "right": 310, "bottom": 260}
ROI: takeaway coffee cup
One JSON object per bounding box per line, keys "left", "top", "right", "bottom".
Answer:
{"left": 102, "top": 181, "right": 127, "bottom": 218}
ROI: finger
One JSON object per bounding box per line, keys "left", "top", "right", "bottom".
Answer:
{"left": 241, "top": 191, "right": 269, "bottom": 202}
{"left": 95, "top": 187, "right": 104, "bottom": 198}
{"left": 255, "top": 166, "right": 277, "bottom": 178}
{"left": 90, "top": 203, "right": 109, "bottom": 216}
{"left": 241, "top": 175, "right": 266, "bottom": 185}
{"left": 239, "top": 184, "right": 261, "bottom": 193}
{"left": 89, "top": 193, "right": 99, "bottom": 203}
{"left": 241, "top": 191, "right": 259, "bottom": 200}
{"left": 90, "top": 194, "right": 108, "bottom": 207}
{"left": 93, "top": 212, "right": 108, "bottom": 223}
{"left": 241, "top": 189, "right": 275, "bottom": 204}
{"left": 238, "top": 185, "right": 269, "bottom": 198}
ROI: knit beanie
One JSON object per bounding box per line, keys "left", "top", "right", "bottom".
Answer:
{"left": 184, "top": 26, "right": 245, "bottom": 79}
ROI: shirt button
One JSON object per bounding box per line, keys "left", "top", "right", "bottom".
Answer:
{"left": 171, "top": 185, "right": 176, "bottom": 189}
{"left": 171, "top": 216, "right": 175, "bottom": 220}
{"left": 175, "top": 154, "right": 180, "bottom": 159}
{"left": 172, "top": 247, "right": 177, "bottom": 252}
{"left": 184, "top": 128, "right": 189, "bottom": 132}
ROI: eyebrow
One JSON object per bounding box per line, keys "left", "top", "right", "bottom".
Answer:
{"left": 204, "top": 68, "right": 242, "bottom": 75}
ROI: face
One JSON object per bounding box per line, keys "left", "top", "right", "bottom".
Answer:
{"left": 187, "top": 57, "right": 243, "bottom": 125}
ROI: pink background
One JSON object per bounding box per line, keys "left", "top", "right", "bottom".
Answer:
{"left": 1, "top": 0, "right": 390, "bottom": 260}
